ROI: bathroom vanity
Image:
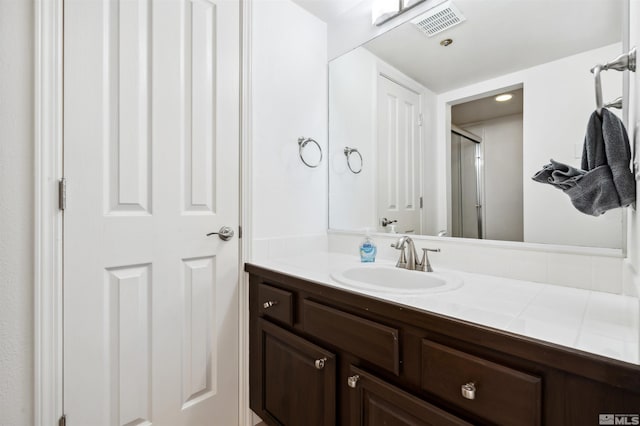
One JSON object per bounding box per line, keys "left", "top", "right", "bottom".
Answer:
{"left": 246, "top": 255, "right": 640, "bottom": 425}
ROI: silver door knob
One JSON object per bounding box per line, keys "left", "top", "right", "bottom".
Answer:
{"left": 207, "top": 226, "right": 234, "bottom": 241}
{"left": 347, "top": 375, "right": 360, "bottom": 388}
{"left": 461, "top": 382, "right": 476, "bottom": 400}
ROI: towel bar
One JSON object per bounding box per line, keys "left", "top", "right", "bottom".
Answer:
{"left": 591, "top": 47, "right": 636, "bottom": 116}
{"left": 591, "top": 47, "right": 638, "bottom": 192}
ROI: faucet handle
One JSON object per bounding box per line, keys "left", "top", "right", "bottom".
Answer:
{"left": 420, "top": 248, "right": 440, "bottom": 272}
{"left": 391, "top": 240, "right": 407, "bottom": 268}
{"left": 390, "top": 240, "right": 403, "bottom": 249}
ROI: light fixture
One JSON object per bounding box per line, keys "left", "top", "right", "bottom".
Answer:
{"left": 372, "top": 0, "right": 401, "bottom": 25}
{"left": 495, "top": 94, "right": 513, "bottom": 102}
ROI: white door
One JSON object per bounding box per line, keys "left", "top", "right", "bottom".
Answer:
{"left": 377, "top": 75, "right": 422, "bottom": 234}
{"left": 63, "top": 0, "right": 240, "bottom": 425}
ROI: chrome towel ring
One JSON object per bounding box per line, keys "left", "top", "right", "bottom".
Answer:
{"left": 298, "top": 137, "right": 323, "bottom": 168}
{"left": 344, "top": 147, "right": 363, "bottom": 174}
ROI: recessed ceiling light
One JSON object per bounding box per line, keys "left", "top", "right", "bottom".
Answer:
{"left": 440, "top": 38, "right": 453, "bottom": 47}
{"left": 495, "top": 94, "right": 513, "bottom": 102}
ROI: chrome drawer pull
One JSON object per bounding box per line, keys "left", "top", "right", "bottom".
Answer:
{"left": 262, "top": 300, "right": 279, "bottom": 309}
{"left": 461, "top": 382, "right": 476, "bottom": 400}
{"left": 347, "top": 375, "right": 360, "bottom": 388}
{"left": 314, "top": 357, "right": 327, "bottom": 370}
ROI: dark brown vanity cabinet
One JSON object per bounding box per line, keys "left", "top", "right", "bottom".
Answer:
{"left": 247, "top": 264, "right": 640, "bottom": 426}
{"left": 347, "top": 366, "right": 472, "bottom": 426}
{"left": 255, "top": 319, "right": 336, "bottom": 426}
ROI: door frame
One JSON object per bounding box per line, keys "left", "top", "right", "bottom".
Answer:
{"left": 240, "top": 0, "right": 254, "bottom": 425}
{"left": 34, "top": 0, "right": 64, "bottom": 424}
{"left": 34, "top": 1, "right": 253, "bottom": 425}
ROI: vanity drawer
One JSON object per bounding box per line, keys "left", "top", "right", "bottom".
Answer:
{"left": 348, "top": 365, "right": 472, "bottom": 426}
{"left": 421, "top": 340, "right": 541, "bottom": 426}
{"left": 303, "top": 299, "right": 400, "bottom": 374}
{"left": 258, "top": 283, "right": 294, "bottom": 326}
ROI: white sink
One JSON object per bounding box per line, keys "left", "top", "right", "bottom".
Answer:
{"left": 330, "top": 264, "right": 463, "bottom": 294}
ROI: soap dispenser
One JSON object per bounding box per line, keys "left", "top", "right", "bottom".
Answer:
{"left": 359, "top": 229, "right": 377, "bottom": 263}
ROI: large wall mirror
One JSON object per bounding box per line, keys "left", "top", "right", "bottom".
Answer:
{"left": 329, "top": 0, "right": 627, "bottom": 249}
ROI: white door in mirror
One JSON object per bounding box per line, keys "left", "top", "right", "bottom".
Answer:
{"left": 377, "top": 76, "right": 422, "bottom": 234}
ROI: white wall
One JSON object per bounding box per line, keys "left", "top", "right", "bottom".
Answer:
{"left": 437, "top": 43, "right": 624, "bottom": 249}
{"left": 627, "top": 0, "right": 640, "bottom": 289}
{"left": 251, "top": 0, "right": 328, "bottom": 242}
{"left": 463, "top": 114, "right": 524, "bottom": 242}
{"left": 0, "top": 0, "right": 34, "bottom": 424}
{"left": 627, "top": 0, "right": 640, "bottom": 359}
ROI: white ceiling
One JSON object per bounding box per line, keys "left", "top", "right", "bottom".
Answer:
{"left": 363, "top": 0, "right": 623, "bottom": 93}
{"left": 291, "top": 1, "right": 623, "bottom": 94}
{"left": 452, "top": 88, "right": 523, "bottom": 125}
{"left": 291, "top": 0, "right": 365, "bottom": 23}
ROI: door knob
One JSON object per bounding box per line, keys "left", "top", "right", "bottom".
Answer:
{"left": 207, "top": 226, "right": 234, "bottom": 241}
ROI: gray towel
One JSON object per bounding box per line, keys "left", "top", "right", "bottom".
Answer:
{"left": 532, "top": 159, "right": 585, "bottom": 190}
{"left": 532, "top": 108, "right": 635, "bottom": 216}
{"left": 564, "top": 165, "right": 621, "bottom": 216}
{"left": 581, "top": 111, "right": 607, "bottom": 170}
{"left": 578, "top": 109, "right": 635, "bottom": 209}
{"left": 600, "top": 109, "right": 635, "bottom": 206}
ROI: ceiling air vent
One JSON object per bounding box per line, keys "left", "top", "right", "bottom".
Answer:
{"left": 411, "top": 1, "right": 466, "bottom": 37}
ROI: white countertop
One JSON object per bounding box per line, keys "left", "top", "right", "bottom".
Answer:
{"left": 248, "top": 252, "right": 640, "bottom": 365}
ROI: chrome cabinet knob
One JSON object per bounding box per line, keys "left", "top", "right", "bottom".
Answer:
{"left": 314, "top": 357, "right": 327, "bottom": 370}
{"left": 347, "top": 375, "right": 360, "bottom": 388}
{"left": 262, "top": 300, "right": 279, "bottom": 309}
{"left": 206, "top": 226, "right": 234, "bottom": 241}
{"left": 461, "top": 382, "right": 476, "bottom": 400}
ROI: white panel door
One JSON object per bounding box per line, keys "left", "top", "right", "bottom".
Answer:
{"left": 63, "top": 0, "right": 239, "bottom": 425}
{"left": 377, "top": 76, "right": 422, "bottom": 234}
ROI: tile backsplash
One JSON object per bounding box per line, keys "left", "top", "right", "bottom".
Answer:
{"left": 252, "top": 234, "right": 328, "bottom": 263}
{"left": 328, "top": 232, "right": 626, "bottom": 295}
{"left": 250, "top": 231, "right": 629, "bottom": 295}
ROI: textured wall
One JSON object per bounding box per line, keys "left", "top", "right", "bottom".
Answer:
{"left": 252, "top": 0, "right": 328, "bottom": 240}
{"left": 0, "top": 0, "right": 35, "bottom": 424}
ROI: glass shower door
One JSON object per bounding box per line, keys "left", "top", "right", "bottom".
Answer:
{"left": 451, "top": 131, "right": 483, "bottom": 239}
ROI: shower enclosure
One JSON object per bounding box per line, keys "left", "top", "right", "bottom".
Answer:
{"left": 450, "top": 126, "right": 484, "bottom": 239}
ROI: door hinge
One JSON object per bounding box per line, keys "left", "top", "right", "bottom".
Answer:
{"left": 238, "top": 225, "right": 243, "bottom": 239}
{"left": 58, "top": 178, "right": 67, "bottom": 211}
{"left": 58, "top": 414, "right": 66, "bottom": 426}
{"left": 420, "top": 196, "right": 423, "bottom": 209}
{"left": 418, "top": 113, "right": 423, "bottom": 127}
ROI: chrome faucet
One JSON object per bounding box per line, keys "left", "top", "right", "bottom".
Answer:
{"left": 391, "top": 236, "right": 440, "bottom": 272}
{"left": 391, "top": 236, "right": 418, "bottom": 270}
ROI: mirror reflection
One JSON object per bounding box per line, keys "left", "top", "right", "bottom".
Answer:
{"left": 329, "top": 0, "right": 625, "bottom": 249}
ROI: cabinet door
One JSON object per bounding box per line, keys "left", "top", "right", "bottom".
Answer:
{"left": 258, "top": 319, "right": 336, "bottom": 426}
{"left": 348, "top": 366, "right": 471, "bottom": 426}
